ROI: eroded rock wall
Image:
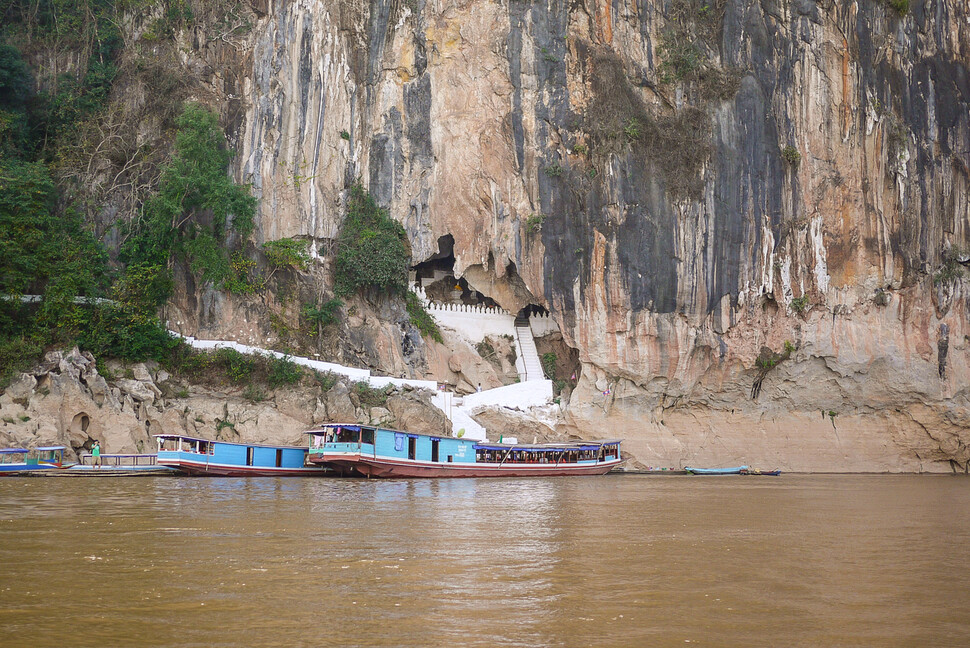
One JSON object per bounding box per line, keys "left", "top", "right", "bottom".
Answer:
{"left": 155, "top": 0, "right": 970, "bottom": 470}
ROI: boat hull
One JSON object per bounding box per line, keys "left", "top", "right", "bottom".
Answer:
{"left": 684, "top": 466, "right": 748, "bottom": 475}
{"left": 312, "top": 453, "right": 623, "bottom": 478}
{"left": 0, "top": 465, "right": 64, "bottom": 476}
{"left": 158, "top": 457, "right": 329, "bottom": 477}
{"left": 54, "top": 465, "right": 176, "bottom": 476}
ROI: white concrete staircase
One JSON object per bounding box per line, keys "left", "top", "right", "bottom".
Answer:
{"left": 515, "top": 318, "right": 545, "bottom": 381}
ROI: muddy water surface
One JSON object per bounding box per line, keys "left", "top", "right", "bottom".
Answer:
{"left": 1, "top": 475, "right": 968, "bottom": 647}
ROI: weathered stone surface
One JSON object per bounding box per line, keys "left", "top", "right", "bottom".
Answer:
{"left": 369, "top": 407, "right": 393, "bottom": 426}
{"left": 116, "top": 379, "right": 157, "bottom": 405}
{"left": 471, "top": 407, "right": 561, "bottom": 445}
{"left": 386, "top": 391, "right": 451, "bottom": 437}
{"left": 325, "top": 383, "right": 357, "bottom": 423}
{"left": 132, "top": 364, "right": 153, "bottom": 382}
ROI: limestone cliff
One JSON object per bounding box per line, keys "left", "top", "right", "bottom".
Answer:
{"left": 20, "top": 0, "right": 970, "bottom": 471}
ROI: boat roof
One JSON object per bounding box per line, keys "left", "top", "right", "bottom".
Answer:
{"left": 35, "top": 446, "right": 66, "bottom": 451}
{"left": 0, "top": 448, "right": 28, "bottom": 454}
{"left": 473, "top": 441, "right": 622, "bottom": 451}
{"left": 153, "top": 434, "right": 306, "bottom": 450}
{"left": 307, "top": 424, "right": 620, "bottom": 448}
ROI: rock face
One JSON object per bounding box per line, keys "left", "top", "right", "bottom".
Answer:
{"left": 207, "top": 0, "right": 969, "bottom": 471}
{"left": 36, "top": 0, "right": 970, "bottom": 471}
{"left": 0, "top": 349, "right": 447, "bottom": 457}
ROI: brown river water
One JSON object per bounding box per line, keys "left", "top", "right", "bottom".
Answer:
{"left": 1, "top": 474, "right": 968, "bottom": 647}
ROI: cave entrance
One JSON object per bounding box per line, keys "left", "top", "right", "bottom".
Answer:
{"left": 411, "top": 234, "right": 499, "bottom": 307}
{"left": 515, "top": 304, "right": 548, "bottom": 324}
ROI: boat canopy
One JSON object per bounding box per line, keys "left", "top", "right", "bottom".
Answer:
{"left": 153, "top": 434, "right": 305, "bottom": 450}
{"left": 35, "top": 446, "right": 66, "bottom": 451}
{"left": 473, "top": 441, "right": 621, "bottom": 452}
{"left": 0, "top": 448, "right": 28, "bottom": 454}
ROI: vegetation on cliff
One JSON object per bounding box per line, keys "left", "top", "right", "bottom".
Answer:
{"left": 334, "top": 185, "right": 410, "bottom": 297}
{"left": 0, "top": 2, "right": 257, "bottom": 388}
{"left": 121, "top": 104, "right": 257, "bottom": 296}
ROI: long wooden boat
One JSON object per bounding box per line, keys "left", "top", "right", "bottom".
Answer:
{"left": 155, "top": 434, "right": 330, "bottom": 476}
{"left": 740, "top": 468, "right": 781, "bottom": 476}
{"left": 306, "top": 424, "right": 624, "bottom": 478}
{"left": 57, "top": 453, "right": 175, "bottom": 476}
{"left": 0, "top": 446, "right": 67, "bottom": 475}
{"left": 684, "top": 466, "right": 748, "bottom": 475}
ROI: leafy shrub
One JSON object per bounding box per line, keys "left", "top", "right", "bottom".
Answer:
{"left": 525, "top": 213, "right": 546, "bottom": 233}
{"left": 934, "top": 248, "right": 967, "bottom": 285}
{"left": 791, "top": 296, "right": 810, "bottom": 313}
{"left": 302, "top": 298, "right": 343, "bottom": 328}
{"left": 314, "top": 371, "right": 339, "bottom": 391}
{"left": 334, "top": 185, "right": 410, "bottom": 296}
{"left": 74, "top": 305, "right": 180, "bottom": 363}
{"left": 658, "top": 31, "right": 702, "bottom": 83}
{"left": 215, "top": 348, "right": 256, "bottom": 384}
{"left": 781, "top": 145, "right": 801, "bottom": 167}
{"left": 405, "top": 292, "right": 443, "bottom": 343}
{"left": 243, "top": 385, "right": 266, "bottom": 403}
{"left": 624, "top": 118, "right": 641, "bottom": 141}
{"left": 263, "top": 238, "right": 311, "bottom": 271}
{"left": 543, "top": 163, "right": 563, "bottom": 177}
{"left": 883, "top": 0, "right": 909, "bottom": 15}
{"left": 113, "top": 263, "right": 174, "bottom": 318}
{"left": 267, "top": 355, "right": 302, "bottom": 388}
{"left": 0, "top": 336, "right": 43, "bottom": 390}
{"left": 541, "top": 352, "right": 557, "bottom": 379}
{"left": 353, "top": 381, "right": 392, "bottom": 408}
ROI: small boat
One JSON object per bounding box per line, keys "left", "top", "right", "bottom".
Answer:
{"left": 684, "top": 465, "right": 748, "bottom": 475}
{"left": 155, "top": 434, "right": 330, "bottom": 476}
{"left": 740, "top": 468, "right": 781, "bottom": 476}
{"left": 0, "top": 446, "right": 67, "bottom": 475}
{"left": 57, "top": 453, "right": 176, "bottom": 476}
{"left": 306, "top": 424, "right": 624, "bottom": 478}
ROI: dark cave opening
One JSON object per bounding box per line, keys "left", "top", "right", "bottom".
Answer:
{"left": 411, "top": 234, "right": 499, "bottom": 308}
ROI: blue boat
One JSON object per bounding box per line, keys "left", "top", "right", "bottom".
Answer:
{"left": 0, "top": 446, "right": 67, "bottom": 475}
{"left": 306, "top": 423, "right": 624, "bottom": 478}
{"left": 684, "top": 465, "right": 748, "bottom": 475}
{"left": 155, "top": 434, "right": 330, "bottom": 476}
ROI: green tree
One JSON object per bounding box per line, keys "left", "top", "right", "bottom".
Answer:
{"left": 333, "top": 185, "right": 410, "bottom": 296}
{"left": 122, "top": 103, "right": 257, "bottom": 294}
{"left": 302, "top": 298, "right": 342, "bottom": 350}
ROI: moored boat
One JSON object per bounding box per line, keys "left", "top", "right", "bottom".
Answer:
{"left": 306, "top": 423, "right": 623, "bottom": 478}
{"left": 155, "top": 434, "right": 330, "bottom": 476}
{"left": 740, "top": 468, "right": 781, "bottom": 476}
{"left": 0, "top": 446, "right": 67, "bottom": 475}
{"left": 58, "top": 453, "right": 175, "bottom": 476}
{"left": 684, "top": 466, "right": 748, "bottom": 475}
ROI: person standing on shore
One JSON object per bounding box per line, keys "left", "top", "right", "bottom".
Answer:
{"left": 92, "top": 441, "right": 102, "bottom": 469}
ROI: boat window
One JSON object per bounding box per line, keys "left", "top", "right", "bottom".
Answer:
{"left": 408, "top": 437, "right": 416, "bottom": 460}
{"left": 336, "top": 427, "right": 359, "bottom": 443}
{"left": 431, "top": 439, "right": 440, "bottom": 462}
{"left": 276, "top": 449, "right": 283, "bottom": 468}
{"left": 246, "top": 447, "right": 254, "bottom": 466}
{"left": 447, "top": 455, "right": 453, "bottom": 463}
{"left": 361, "top": 429, "right": 375, "bottom": 445}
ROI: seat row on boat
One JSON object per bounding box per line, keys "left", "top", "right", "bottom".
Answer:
{"left": 0, "top": 424, "right": 625, "bottom": 479}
